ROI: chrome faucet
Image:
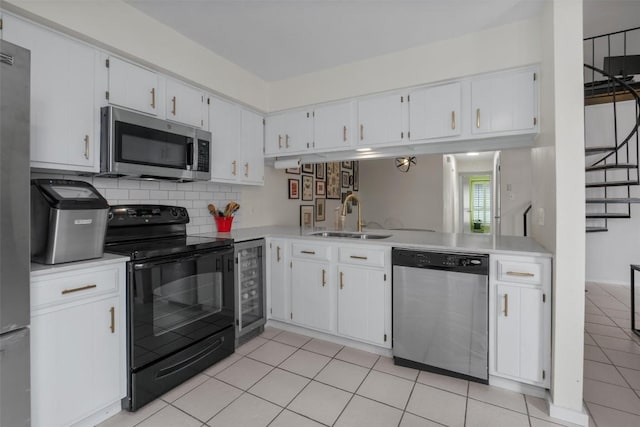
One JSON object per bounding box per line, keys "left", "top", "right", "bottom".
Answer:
{"left": 341, "top": 194, "right": 364, "bottom": 232}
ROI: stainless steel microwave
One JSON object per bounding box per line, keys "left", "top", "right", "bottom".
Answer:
{"left": 99, "top": 106, "right": 211, "bottom": 181}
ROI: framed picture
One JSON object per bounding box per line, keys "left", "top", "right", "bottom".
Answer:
{"left": 315, "top": 163, "right": 326, "bottom": 180}
{"left": 302, "top": 175, "right": 313, "bottom": 201}
{"left": 315, "top": 198, "right": 326, "bottom": 222}
{"left": 300, "top": 205, "right": 314, "bottom": 228}
{"left": 326, "top": 162, "right": 341, "bottom": 199}
{"left": 286, "top": 167, "right": 300, "bottom": 175}
{"left": 315, "top": 180, "right": 326, "bottom": 196}
{"left": 302, "top": 163, "right": 314, "bottom": 174}
{"left": 288, "top": 179, "right": 299, "bottom": 199}
{"left": 341, "top": 161, "right": 352, "bottom": 170}
{"left": 342, "top": 171, "right": 350, "bottom": 188}
{"left": 353, "top": 161, "right": 359, "bottom": 191}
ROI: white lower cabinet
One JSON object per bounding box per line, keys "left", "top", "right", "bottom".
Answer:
{"left": 490, "top": 254, "right": 551, "bottom": 388}
{"left": 267, "top": 238, "right": 289, "bottom": 322}
{"left": 290, "top": 258, "right": 333, "bottom": 333}
{"left": 30, "top": 261, "right": 127, "bottom": 427}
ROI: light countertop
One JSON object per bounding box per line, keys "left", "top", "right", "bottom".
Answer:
{"left": 198, "top": 226, "right": 551, "bottom": 257}
{"left": 31, "top": 253, "right": 130, "bottom": 276}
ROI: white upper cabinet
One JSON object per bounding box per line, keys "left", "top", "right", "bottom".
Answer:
{"left": 2, "top": 14, "right": 99, "bottom": 172}
{"left": 313, "top": 101, "right": 356, "bottom": 151}
{"left": 409, "top": 82, "right": 462, "bottom": 140}
{"left": 471, "top": 69, "right": 537, "bottom": 135}
{"left": 209, "top": 97, "right": 240, "bottom": 181}
{"left": 265, "top": 109, "right": 313, "bottom": 155}
{"left": 107, "top": 56, "right": 160, "bottom": 116}
{"left": 357, "top": 92, "right": 407, "bottom": 146}
{"left": 241, "top": 109, "right": 265, "bottom": 184}
{"left": 208, "top": 96, "right": 264, "bottom": 185}
{"left": 165, "top": 78, "right": 205, "bottom": 128}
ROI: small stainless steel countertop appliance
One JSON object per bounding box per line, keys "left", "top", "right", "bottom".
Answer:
{"left": 31, "top": 179, "right": 109, "bottom": 265}
{"left": 392, "top": 249, "right": 489, "bottom": 383}
{"left": 104, "top": 205, "right": 235, "bottom": 411}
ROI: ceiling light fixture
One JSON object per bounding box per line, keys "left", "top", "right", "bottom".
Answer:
{"left": 395, "top": 156, "right": 416, "bottom": 173}
{"left": 466, "top": 152, "right": 480, "bottom": 156}
{"left": 356, "top": 148, "right": 372, "bottom": 152}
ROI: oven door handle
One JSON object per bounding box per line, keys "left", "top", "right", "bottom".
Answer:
{"left": 132, "top": 253, "right": 207, "bottom": 270}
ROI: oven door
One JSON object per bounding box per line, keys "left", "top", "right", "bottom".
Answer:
{"left": 128, "top": 247, "right": 234, "bottom": 371}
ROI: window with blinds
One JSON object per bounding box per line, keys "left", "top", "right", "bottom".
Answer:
{"left": 470, "top": 176, "right": 491, "bottom": 233}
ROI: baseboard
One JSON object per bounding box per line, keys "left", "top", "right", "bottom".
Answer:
{"left": 585, "top": 280, "right": 628, "bottom": 287}
{"left": 71, "top": 400, "right": 123, "bottom": 427}
{"left": 547, "top": 392, "right": 590, "bottom": 427}
{"left": 488, "top": 376, "right": 546, "bottom": 398}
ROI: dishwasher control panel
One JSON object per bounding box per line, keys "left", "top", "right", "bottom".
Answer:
{"left": 392, "top": 249, "right": 489, "bottom": 275}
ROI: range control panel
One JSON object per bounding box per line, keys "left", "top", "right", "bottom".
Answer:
{"left": 107, "top": 204, "right": 189, "bottom": 226}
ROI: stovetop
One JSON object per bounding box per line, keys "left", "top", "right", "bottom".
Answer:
{"left": 104, "top": 204, "right": 233, "bottom": 260}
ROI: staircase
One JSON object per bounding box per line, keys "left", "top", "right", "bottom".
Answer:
{"left": 584, "top": 27, "right": 640, "bottom": 233}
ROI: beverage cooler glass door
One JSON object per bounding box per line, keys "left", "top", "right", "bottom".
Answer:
{"left": 129, "top": 247, "right": 234, "bottom": 370}
{"left": 237, "top": 244, "right": 265, "bottom": 334}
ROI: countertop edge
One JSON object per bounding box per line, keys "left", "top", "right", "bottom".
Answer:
{"left": 31, "top": 253, "right": 130, "bottom": 277}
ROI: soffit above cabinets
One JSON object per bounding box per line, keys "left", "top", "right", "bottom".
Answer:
{"left": 125, "top": 0, "right": 544, "bottom": 81}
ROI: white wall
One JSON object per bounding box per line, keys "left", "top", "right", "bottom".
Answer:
{"left": 4, "top": 0, "right": 269, "bottom": 111}
{"left": 359, "top": 155, "right": 443, "bottom": 231}
{"left": 500, "top": 148, "right": 533, "bottom": 236}
{"left": 442, "top": 155, "right": 459, "bottom": 233}
{"left": 267, "top": 17, "right": 542, "bottom": 111}
{"left": 532, "top": 0, "right": 586, "bottom": 418}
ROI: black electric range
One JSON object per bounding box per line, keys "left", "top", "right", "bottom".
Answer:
{"left": 105, "top": 205, "right": 235, "bottom": 411}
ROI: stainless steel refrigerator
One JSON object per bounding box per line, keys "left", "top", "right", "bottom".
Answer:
{"left": 0, "top": 39, "right": 31, "bottom": 426}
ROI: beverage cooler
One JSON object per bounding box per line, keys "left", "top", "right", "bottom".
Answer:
{"left": 234, "top": 239, "right": 266, "bottom": 346}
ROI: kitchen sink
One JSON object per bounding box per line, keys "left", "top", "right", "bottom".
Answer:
{"left": 309, "top": 231, "right": 392, "bottom": 240}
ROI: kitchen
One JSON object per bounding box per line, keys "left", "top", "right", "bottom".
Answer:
{"left": 0, "top": 1, "right": 595, "bottom": 426}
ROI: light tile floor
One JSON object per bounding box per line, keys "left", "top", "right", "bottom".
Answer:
{"left": 99, "top": 283, "right": 640, "bottom": 427}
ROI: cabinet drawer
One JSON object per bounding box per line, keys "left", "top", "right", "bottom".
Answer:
{"left": 338, "top": 247, "right": 386, "bottom": 268}
{"left": 497, "top": 260, "right": 542, "bottom": 285}
{"left": 291, "top": 242, "right": 331, "bottom": 261}
{"left": 32, "top": 267, "right": 119, "bottom": 310}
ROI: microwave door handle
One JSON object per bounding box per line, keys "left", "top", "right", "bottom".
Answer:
{"left": 187, "top": 141, "right": 194, "bottom": 168}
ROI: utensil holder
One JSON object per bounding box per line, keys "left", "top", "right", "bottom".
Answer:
{"left": 215, "top": 216, "right": 233, "bottom": 232}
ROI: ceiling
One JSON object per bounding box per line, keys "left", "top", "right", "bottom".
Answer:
{"left": 126, "top": 0, "right": 544, "bottom": 82}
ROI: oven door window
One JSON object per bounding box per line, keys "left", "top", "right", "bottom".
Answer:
{"left": 115, "top": 121, "right": 191, "bottom": 170}
{"left": 130, "top": 249, "right": 234, "bottom": 369}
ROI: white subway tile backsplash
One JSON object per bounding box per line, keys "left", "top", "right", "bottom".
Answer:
{"left": 118, "top": 180, "right": 140, "bottom": 189}
{"left": 169, "top": 191, "right": 185, "bottom": 200}
{"left": 149, "top": 190, "right": 169, "bottom": 199}
{"left": 176, "top": 182, "right": 193, "bottom": 191}
{"left": 129, "top": 190, "right": 150, "bottom": 200}
{"left": 140, "top": 181, "right": 160, "bottom": 190}
{"left": 159, "top": 181, "right": 178, "bottom": 190}
{"left": 185, "top": 191, "right": 199, "bottom": 199}
{"left": 105, "top": 188, "right": 129, "bottom": 200}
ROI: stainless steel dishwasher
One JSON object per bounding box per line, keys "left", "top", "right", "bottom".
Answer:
{"left": 392, "top": 249, "right": 489, "bottom": 383}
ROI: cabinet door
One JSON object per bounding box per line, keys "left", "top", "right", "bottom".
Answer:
{"left": 269, "top": 239, "right": 288, "bottom": 321}
{"left": 291, "top": 259, "right": 331, "bottom": 332}
{"left": 409, "top": 82, "right": 461, "bottom": 140}
{"left": 241, "top": 109, "right": 265, "bottom": 185}
{"left": 495, "top": 284, "right": 544, "bottom": 384}
{"left": 166, "top": 79, "right": 205, "bottom": 128}
{"left": 337, "top": 265, "right": 387, "bottom": 346}
{"left": 3, "top": 15, "right": 97, "bottom": 171}
{"left": 265, "top": 110, "right": 312, "bottom": 155}
{"left": 107, "top": 56, "right": 159, "bottom": 116}
{"left": 358, "top": 93, "right": 405, "bottom": 146}
{"left": 313, "top": 101, "right": 355, "bottom": 150}
{"left": 471, "top": 69, "right": 536, "bottom": 134}
{"left": 209, "top": 97, "right": 241, "bottom": 181}
{"left": 31, "top": 296, "right": 122, "bottom": 427}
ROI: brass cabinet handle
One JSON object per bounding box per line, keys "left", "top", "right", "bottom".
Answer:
{"left": 84, "top": 135, "right": 90, "bottom": 159}
{"left": 506, "top": 271, "right": 535, "bottom": 277}
{"left": 451, "top": 111, "right": 456, "bottom": 130}
{"left": 340, "top": 271, "right": 344, "bottom": 289}
{"left": 150, "top": 88, "right": 156, "bottom": 109}
{"left": 476, "top": 108, "right": 481, "bottom": 128}
{"left": 276, "top": 246, "right": 281, "bottom": 262}
{"left": 300, "top": 250, "right": 315, "bottom": 255}
{"left": 322, "top": 269, "right": 326, "bottom": 287}
{"left": 244, "top": 162, "right": 249, "bottom": 178}
{"left": 503, "top": 293, "right": 509, "bottom": 317}
{"left": 171, "top": 96, "right": 176, "bottom": 115}
{"left": 109, "top": 306, "right": 115, "bottom": 333}
{"left": 278, "top": 135, "right": 282, "bottom": 149}
{"left": 285, "top": 134, "right": 290, "bottom": 148}
{"left": 61, "top": 284, "right": 96, "bottom": 295}
{"left": 232, "top": 160, "right": 237, "bottom": 176}
{"left": 350, "top": 255, "right": 368, "bottom": 260}
{"left": 360, "top": 124, "right": 364, "bottom": 141}
{"left": 343, "top": 125, "right": 347, "bottom": 142}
